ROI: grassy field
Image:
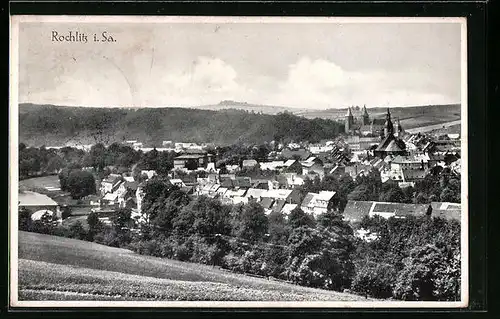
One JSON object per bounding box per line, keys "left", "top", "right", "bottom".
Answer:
{"left": 17, "top": 231, "right": 371, "bottom": 301}
{"left": 299, "top": 104, "right": 461, "bottom": 129}
{"left": 19, "top": 175, "right": 60, "bottom": 189}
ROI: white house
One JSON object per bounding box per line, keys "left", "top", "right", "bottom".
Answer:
{"left": 300, "top": 191, "right": 336, "bottom": 217}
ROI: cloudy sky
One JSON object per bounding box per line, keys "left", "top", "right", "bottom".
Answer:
{"left": 17, "top": 18, "right": 463, "bottom": 109}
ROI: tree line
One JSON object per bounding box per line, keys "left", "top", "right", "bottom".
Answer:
{"left": 19, "top": 104, "right": 344, "bottom": 146}
{"left": 19, "top": 172, "right": 461, "bottom": 301}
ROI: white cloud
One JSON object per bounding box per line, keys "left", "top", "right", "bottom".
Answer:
{"left": 20, "top": 54, "right": 458, "bottom": 109}
{"left": 266, "top": 57, "right": 459, "bottom": 109}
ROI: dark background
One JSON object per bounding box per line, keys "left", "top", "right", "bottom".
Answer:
{"left": 4, "top": 1, "right": 493, "bottom": 318}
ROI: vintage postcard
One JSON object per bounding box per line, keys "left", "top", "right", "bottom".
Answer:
{"left": 9, "top": 15, "right": 468, "bottom": 308}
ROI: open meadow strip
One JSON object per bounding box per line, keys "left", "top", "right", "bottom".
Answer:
{"left": 18, "top": 232, "right": 371, "bottom": 301}
{"left": 18, "top": 259, "right": 369, "bottom": 301}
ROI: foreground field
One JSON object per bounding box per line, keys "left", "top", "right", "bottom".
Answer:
{"left": 18, "top": 231, "right": 371, "bottom": 301}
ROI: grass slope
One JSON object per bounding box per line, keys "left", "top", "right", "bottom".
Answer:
{"left": 299, "top": 104, "right": 461, "bottom": 129}
{"left": 18, "top": 231, "right": 371, "bottom": 301}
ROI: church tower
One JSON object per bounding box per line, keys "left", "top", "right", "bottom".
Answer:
{"left": 396, "top": 118, "right": 404, "bottom": 138}
{"left": 384, "top": 108, "right": 394, "bottom": 137}
{"left": 362, "top": 104, "right": 370, "bottom": 125}
{"left": 345, "top": 107, "right": 354, "bottom": 133}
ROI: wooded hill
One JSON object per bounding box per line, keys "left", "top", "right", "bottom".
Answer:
{"left": 19, "top": 104, "right": 344, "bottom": 147}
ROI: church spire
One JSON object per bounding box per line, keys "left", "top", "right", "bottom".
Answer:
{"left": 345, "top": 107, "right": 354, "bottom": 133}
{"left": 346, "top": 106, "right": 353, "bottom": 117}
{"left": 362, "top": 104, "right": 369, "bottom": 125}
{"left": 384, "top": 108, "right": 394, "bottom": 136}
{"left": 396, "top": 118, "right": 404, "bottom": 137}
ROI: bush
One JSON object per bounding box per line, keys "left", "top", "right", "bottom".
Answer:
{"left": 261, "top": 245, "right": 288, "bottom": 279}
{"left": 94, "top": 227, "right": 131, "bottom": 247}
{"left": 351, "top": 261, "right": 396, "bottom": 299}
{"left": 190, "top": 235, "right": 229, "bottom": 266}
{"left": 68, "top": 221, "right": 87, "bottom": 240}
{"left": 19, "top": 208, "right": 32, "bottom": 231}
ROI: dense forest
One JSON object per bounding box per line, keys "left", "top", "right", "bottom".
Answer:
{"left": 19, "top": 104, "right": 344, "bottom": 146}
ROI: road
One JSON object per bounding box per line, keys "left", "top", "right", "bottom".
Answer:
{"left": 405, "top": 120, "right": 461, "bottom": 134}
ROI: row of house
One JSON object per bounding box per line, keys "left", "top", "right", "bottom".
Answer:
{"left": 342, "top": 200, "right": 461, "bottom": 223}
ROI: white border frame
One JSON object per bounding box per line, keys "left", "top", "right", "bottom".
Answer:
{"left": 9, "top": 15, "right": 469, "bottom": 308}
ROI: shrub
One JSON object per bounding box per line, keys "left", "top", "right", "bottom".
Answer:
{"left": 67, "top": 221, "right": 87, "bottom": 240}
{"left": 19, "top": 208, "right": 32, "bottom": 231}
{"left": 351, "top": 261, "right": 396, "bottom": 298}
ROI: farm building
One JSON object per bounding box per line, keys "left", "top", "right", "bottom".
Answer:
{"left": 18, "top": 191, "right": 61, "bottom": 221}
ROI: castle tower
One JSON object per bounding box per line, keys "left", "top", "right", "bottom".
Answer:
{"left": 345, "top": 107, "right": 354, "bottom": 133}
{"left": 384, "top": 108, "right": 394, "bottom": 137}
{"left": 362, "top": 104, "right": 370, "bottom": 125}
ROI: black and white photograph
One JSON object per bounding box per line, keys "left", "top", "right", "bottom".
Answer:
{"left": 9, "top": 16, "right": 468, "bottom": 307}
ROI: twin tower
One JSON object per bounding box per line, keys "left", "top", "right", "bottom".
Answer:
{"left": 345, "top": 105, "right": 403, "bottom": 138}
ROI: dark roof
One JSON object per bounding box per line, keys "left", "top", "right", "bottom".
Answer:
{"left": 402, "top": 169, "right": 427, "bottom": 181}
{"left": 372, "top": 202, "right": 429, "bottom": 217}
{"left": 272, "top": 199, "right": 287, "bottom": 214}
{"left": 103, "top": 174, "right": 122, "bottom": 185}
{"left": 183, "top": 149, "right": 209, "bottom": 155}
{"left": 432, "top": 209, "right": 461, "bottom": 221}
{"left": 343, "top": 200, "right": 430, "bottom": 222}
{"left": 301, "top": 193, "right": 315, "bottom": 208}
{"left": 175, "top": 154, "right": 206, "bottom": 160}
{"left": 281, "top": 148, "right": 311, "bottom": 160}
{"left": 125, "top": 181, "right": 139, "bottom": 191}
{"left": 261, "top": 197, "right": 275, "bottom": 210}
{"left": 181, "top": 186, "right": 194, "bottom": 194}
{"left": 220, "top": 178, "right": 234, "bottom": 188}
{"left": 234, "top": 177, "right": 252, "bottom": 188}
{"left": 343, "top": 201, "right": 373, "bottom": 223}
{"left": 376, "top": 134, "right": 406, "bottom": 153}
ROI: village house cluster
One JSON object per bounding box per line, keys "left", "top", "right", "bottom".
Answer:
{"left": 19, "top": 108, "right": 461, "bottom": 229}
{"left": 70, "top": 108, "right": 461, "bottom": 227}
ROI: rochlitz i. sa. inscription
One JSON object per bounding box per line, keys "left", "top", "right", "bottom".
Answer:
{"left": 51, "top": 30, "right": 116, "bottom": 43}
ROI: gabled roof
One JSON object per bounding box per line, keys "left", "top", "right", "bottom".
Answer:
{"left": 385, "top": 140, "right": 404, "bottom": 152}
{"left": 283, "top": 159, "right": 298, "bottom": 167}
{"left": 301, "top": 193, "right": 316, "bottom": 208}
{"left": 272, "top": 199, "right": 287, "bottom": 214}
{"left": 316, "top": 191, "right": 336, "bottom": 201}
{"left": 281, "top": 203, "right": 298, "bottom": 215}
{"left": 261, "top": 197, "right": 275, "bottom": 210}
{"left": 103, "top": 174, "right": 122, "bottom": 185}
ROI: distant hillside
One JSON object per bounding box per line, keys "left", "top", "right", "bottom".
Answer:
{"left": 297, "top": 104, "right": 462, "bottom": 130}
{"left": 191, "top": 100, "right": 312, "bottom": 115}
{"left": 18, "top": 104, "right": 343, "bottom": 147}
